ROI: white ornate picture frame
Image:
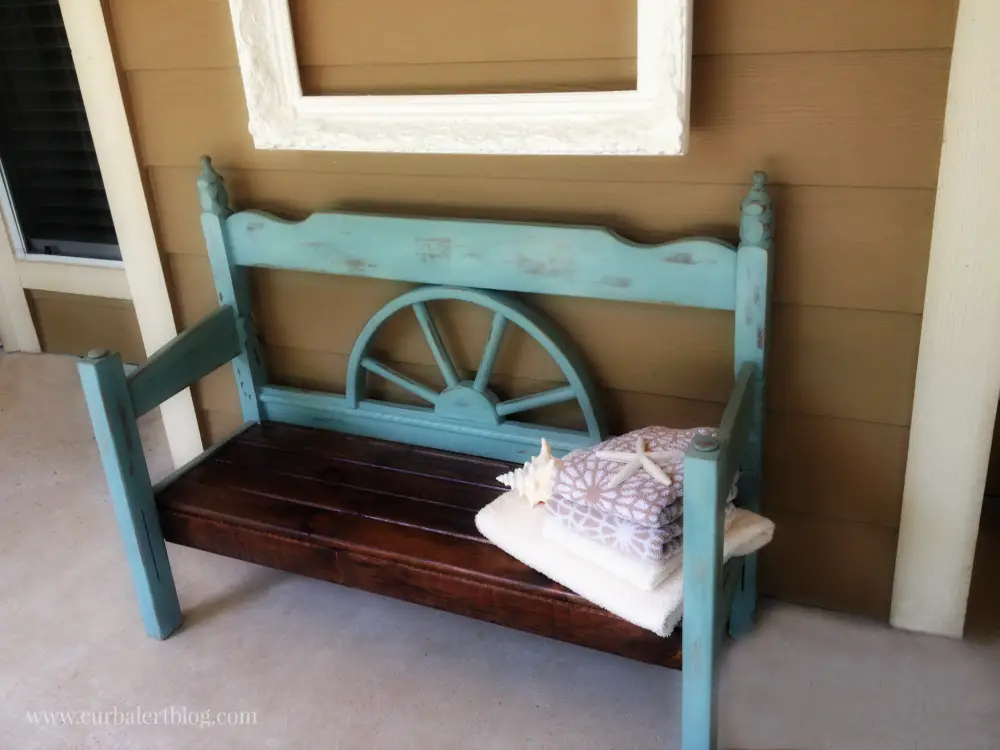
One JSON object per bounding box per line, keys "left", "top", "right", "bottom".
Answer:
{"left": 227, "top": 0, "right": 693, "bottom": 155}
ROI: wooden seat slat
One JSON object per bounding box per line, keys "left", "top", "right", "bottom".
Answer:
{"left": 159, "top": 456, "right": 565, "bottom": 596}
{"left": 186, "top": 456, "right": 485, "bottom": 542}
{"left": 155, "top": 424, "right": 685, "bottom": 667}
{"left": 215, "top": 437, "right": 502, "bottom": 515}
{"left": 243, "top": 421, "right": 512, "bottom": 489}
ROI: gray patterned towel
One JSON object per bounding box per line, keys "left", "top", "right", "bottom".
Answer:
{"left": 550, "top": 426, "right": 719, "bottom": 527}
{"left": 545, "top": 491, "right": 683, "bottom": 563}
{"left": 545, "top": 492, "right": 735, "bottom": 564}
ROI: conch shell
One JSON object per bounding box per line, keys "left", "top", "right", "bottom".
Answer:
{"left": 497, "top": 438, "right": 562, "bottom": 506}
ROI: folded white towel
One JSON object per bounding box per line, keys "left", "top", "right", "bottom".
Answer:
{"left": 476, "top": 491, "right": 775, "bottom": 638}
{"left": 541, "top": 505, "right": 738, "bottom": 592}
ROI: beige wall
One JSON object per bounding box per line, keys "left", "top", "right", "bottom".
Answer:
{"left": 29, "top": 290, "right": 145, "bottom": 363}
{"left": 106, "top": 0, "right": 955, "bottom": 619}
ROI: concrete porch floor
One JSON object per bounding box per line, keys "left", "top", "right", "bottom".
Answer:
{"left": 1, "top": 352, "right": 998, "bottom": 750}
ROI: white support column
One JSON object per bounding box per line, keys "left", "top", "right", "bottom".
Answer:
{"left": 0, "top": 216, "right": 39, "bottom": 353}
{"left": 59, "top": 0, "right": 203, "bottom": 467}
{"left": 891, "top": 0, "right": 1000, "bottom": 637}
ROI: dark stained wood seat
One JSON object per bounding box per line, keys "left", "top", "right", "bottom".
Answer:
{"left": 156, "top": 422, "right": 683, "bottom": 667}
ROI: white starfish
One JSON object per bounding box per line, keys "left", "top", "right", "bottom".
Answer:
{"left": 596, "top": 436, "right": 680, "bottom": 488}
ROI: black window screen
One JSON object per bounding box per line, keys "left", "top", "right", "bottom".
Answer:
{"left": 0, "top": 0, "right": 119, "bottom": 261}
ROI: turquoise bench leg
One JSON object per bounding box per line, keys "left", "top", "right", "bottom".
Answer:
{"left": 78, "top": 350, "right": 182, "bottom": 639}
{"left": 682, "top": 438, "right": 723, "bottom": 750}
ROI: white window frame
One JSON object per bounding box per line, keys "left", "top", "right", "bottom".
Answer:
{"left": 228, "top": 0, "right": 693, "bottom": 155}
{"left": 1, "top": 159, "right": 122, "bottom": 262}
{"left": 0, "top": 0, "right": 203, "bottom": 469}
{"left": 0, "top": 160, "right": 130, "bottom": 300}
{"left": 0, "top": 16, "right": 130, "bottom": 302}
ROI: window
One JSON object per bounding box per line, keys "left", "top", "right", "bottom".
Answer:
{"left": 0, "top": 0, "right": 119, "bottom": 261}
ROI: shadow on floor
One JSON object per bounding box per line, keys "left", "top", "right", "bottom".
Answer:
{"left": 181, "top": 568, "right": 290, "bottom": 631}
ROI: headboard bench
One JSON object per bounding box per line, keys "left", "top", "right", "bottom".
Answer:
{"left": 79, "top": 158, "right": 773, "bottom": 750}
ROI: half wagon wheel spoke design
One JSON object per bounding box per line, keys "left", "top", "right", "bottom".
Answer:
{"left": 345, "top": 286, "right": 605, "bottom": 445}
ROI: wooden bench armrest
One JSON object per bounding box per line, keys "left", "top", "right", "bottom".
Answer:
{"left": 683, "top": 363, "right": 756, "bottom": 528}
{"left": 716, "top": 362, "right": 757, "bottom": 494}
{"left": 127, "top": 305, "right": 241, "bottom": 418}
{"left": 681, "top": 362, "right": 757, "bottom": 571}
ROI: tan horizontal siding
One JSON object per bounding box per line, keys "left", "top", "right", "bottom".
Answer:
{"left": 764, "top": 413, "right": 909, "bottom": 528}
{"left": 108, "top": 0, "right": 956, "bottom": 73}
{"left": 197, "top": 407, "right": 247, "bottom": 446}
{"left": 767, "top": 306, "right": 919, "bottom": 426}
{"left": 692, "top": 0, "right": 956, "bottom": 55}
{"left": 125, "top": 51, "right": 949, "bottom": 189}
{"left": 297, "top": 60, "right": 635, "bottom": 96}
{"left": 759, "top": 509, "right": 898, "bottom": 619}
{"left": 28, "top": 291, "right": 146, "bottom": 364}
{"left": 289, "top": 0, "right": 636, "bottom": 70}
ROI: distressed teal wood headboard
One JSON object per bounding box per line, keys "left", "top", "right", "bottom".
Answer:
{"left": 226, "top": 210, "right": 740, "bottom": 310}
{"left": 197, "top": 157, "right": 773, "bottom": 469}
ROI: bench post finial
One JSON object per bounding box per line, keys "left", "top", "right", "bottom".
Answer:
{"left": 198, "top": 155, "right": 232, "bottom": 218}
{"left": 739, "top": 171, "right": 773, "bottom": 250}
{"left": 197, "top": 156, "right": 264, "bottom": 423}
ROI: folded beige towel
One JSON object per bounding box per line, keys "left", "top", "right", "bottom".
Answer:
{"left": 476, "top": 491, "right": 775, "bottom": 637}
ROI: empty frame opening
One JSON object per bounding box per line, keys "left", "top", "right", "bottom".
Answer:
{"left": 289, "top": 0, "right": 638, "bottom": 96}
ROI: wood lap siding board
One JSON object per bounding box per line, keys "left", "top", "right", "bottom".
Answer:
{"left": 107, "top": 0, "right": 954, "bottom": 619}
{"left": 28, "top": 291, "right": 147, "bottom": 364}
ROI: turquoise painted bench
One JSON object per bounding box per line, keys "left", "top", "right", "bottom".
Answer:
{"left": 78, "top": 158, "right": 773, "bottom": 750}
